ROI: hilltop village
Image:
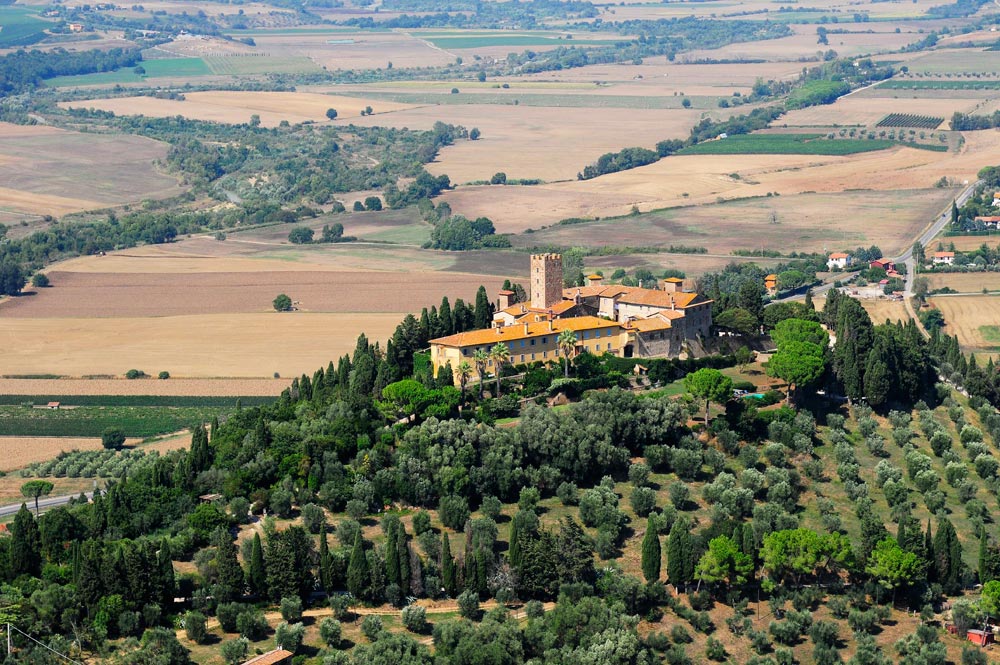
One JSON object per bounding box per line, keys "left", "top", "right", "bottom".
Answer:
{"left": 430, "top": 254, "right": 714, "bottom": 383}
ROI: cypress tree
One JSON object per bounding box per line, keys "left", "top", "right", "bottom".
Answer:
{"left": 319, "top": 533, "right": 333, "bottom": 593}
{"left": 509, "top": 519, "right": 522, "bottom": 568}
{"left": 441, "top": 533, "right": 456, "bottom": 597}
{"left": 215, "top": 531, "right": 244, "bottom": 602}
{"left": 385, "top": 522, "right": 400, "bottom": 587}
{"left": 667, "top": 516, "right": 693, "bottom": 590}
{"left": 463, "top": 549, "right": 476, "bottom": 593}
{"left": 10, "top": 504, "right": 40, "bottom": 577}
{"left": 473, "top": 285, "right": 491, "bottom": 329}
{"left": 476, "top": 548, "right": 489, "bottom": 596}
{"left": 804, "top": 288, "right": 814, "bottom": 311}
{"left": 248, "top": 532, "right": 266, "bottom": 598}
{"left": 933, "top": 518, "right": 962, "bottom": 594}
{"left": 864, "top": 340, "right": 892, "bottom": 408}
{"left": 396, "top": 526, "right": 411, "bottom": 593}
{"left": 157, "top": 538, "right": 175, "bottom": 605}
{"left": 347, "top": 531, "right": 369, "bottom": 600}
{"left": 641, "top": 516, "right": 661, "bottom": 582}
{"left": 925, "top": 521, "right": 935, "bottom": 582}
{"left": 439, "top": 297, "right": 454, "bottom": 336}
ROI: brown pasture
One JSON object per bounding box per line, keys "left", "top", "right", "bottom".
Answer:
{"left": 683, "top": 24, "right": 921, "bottom": 63}
{"left": 512, "top": 60, "right": 803, "bottom": 90}
{"left": 509, "top": 189, "right": 952, "bottom": 256}
{"left": 815, "top": 295, "right": 911, "bottom": 324}
{"left": 251, "top": 31, "right": 454, "bottom": 70}
{"left": 932, "top": 235, "right": 1000, "bottom": 251}
{"left": 0, "top": 475, "right": 99, "bottom": 503}
{"left": 0, "top": 122, "right": 183, "bottom": 216}
{"left": 929, "top": 295, "right": 1000, "bottom": 352}
{"left": 924, "top": 272, "right": 1000, "bottom": 292}
{"left": 0, "top": 312, "right": 405, "bottom": 378}
{"left": 349, "top": 104, "right": 702, "bottom": 182}
{"left": 0, "top": 378, "right": 287, "bottom": 396}
{"left": 62, "top": 91, "right": 421, "bottom": 127}
{"left": 0, "top": 269, "right": 504, "bottom": 318}
{"left": 447, "top": 129, "right": 1000, "bottom": 231}
{"left": 0, "top": 437, "right": 138, "bottom": 472}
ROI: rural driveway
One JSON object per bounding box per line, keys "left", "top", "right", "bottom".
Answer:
{"left": 0, "top": 491, "right": 91, "bottom": 518}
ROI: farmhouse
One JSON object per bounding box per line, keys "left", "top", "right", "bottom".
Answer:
{"left": 974, "top": 216, "right": 1000, "bottom": 229}
{"left": 764, "top": 274, "right": 778, "bottom": 295}
{"left": 933, "top": 251, "right": 955, "bottom": 265}
{"left": 430, "top": 254, "right": 712, "bottom": 383}
{"left": 827, "top": 252, "right": 853, "bottom": 269}
{"left": 870, "top": 259, "right": 896, "bottom": 272}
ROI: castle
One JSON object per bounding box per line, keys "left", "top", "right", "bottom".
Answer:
{"left": 429, "top": 254, "right": 713, "bottom": 383}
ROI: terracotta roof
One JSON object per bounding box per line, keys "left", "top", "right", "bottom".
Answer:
{"left": 242, "top": 649, "right": 293, "bottom": 665}
{"left": 765, "top": 274, "right": 777, "bottom": 280}
{"left": 431, "top": 316, "right": 621, "bottom": 348}
{"left": 587, "top": 274, "right": 603, "bottom": 280}
{"left": 497, "top": 289, "right": 515, "bottom": 295}
{"left": 597, "top": 286, "right": 703, "bottom": 309}
{"left": 563, "top": 285, "right": 609, "bottom": 298}
{"left": 933, "top": 251, "right": 955, "bottom": 258}
{"left": 829, "top": 252, "right": 850, "bottom": 259}
{"left": 628, "top": 317, "right": 673, "bottom": 332}
{"left": 975, "top": 216, "right": 1000, "bottom": 222}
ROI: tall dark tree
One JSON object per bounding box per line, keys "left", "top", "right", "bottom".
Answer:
{"left": 667, "top": 516, "right": 694, "bottom": 590}
{"left": 641, "top": 517, "right": 661, "bottom": 582}
{"left": 248, "top": 532, "right": 266, "bottom": 598}
{"left": 439, "top": 297, "right": 454, "bottom": 336}
{"left": 441, "top": 532, "right": 456, "bottom": 597}
{"left": 473, "top": 286, "right": 492, "bottom": 330}
{"left": 215, "top": 531, "right": 244, "bottom": 602}
{"left": 10, "top": 504, "right": 41, "bottom": 577}
{"left": 347, "top": 531, "right": 369, "bottom": 600}
{"left": 933, "top": 518, "right": 962, "bottom": 594}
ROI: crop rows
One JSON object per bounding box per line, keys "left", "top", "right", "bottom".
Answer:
{"left": 21, "top": 449, "right": 158, "bottom": 479}
{"left": 878, "top": 79, "right": 1000, "bottom": 90}
{"left": 676, "top": 134, "right": 897, "bottom": 156}
{"left": 0, "top": 405, "right": 224, "bottom": 437}
{"left": 875, "top": 113, "right": 943, "bottom": 129}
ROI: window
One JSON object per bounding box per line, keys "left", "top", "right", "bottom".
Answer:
{"left": 582, "top": 331, "right": 588, "bottom": 340}
{"left": 543, "top": 351, "right": 548, "bottom": 358}
{"left": 508, "top": 342, "right": 514, "bottom": 351}
{"left": 531, "top": 353, "right": 535, "bottom": 360}
{"left": 530, "top": 339, "right": 536, "bottom": 346}
{"left": 463, "top": 348, "right": 470, "bottom": 356}
{"left": 541, "top": 337, "right": 547, "bottom": 344}
{"left": 520, "top": 354, "right": 525, "bottom": 362}
{"left": 520, "top": 340, "right": 525, "bottom": 348}
{"left": 607, "top": 343, "right": 612, "bottom": 350}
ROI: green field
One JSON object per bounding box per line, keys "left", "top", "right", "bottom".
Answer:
{"left": 204, "top": 54, "right": 320, "bottom": 75}
{"left": 0, "top": 6, "right": 49, "bottom": 48}
{"left": 676, "top": 133, "right": 947, "bottom": 155}
{"left": 980, "top": 324, "right": 1000, "bottom": 343}
{"left": 877, "top": 79, "right": 1000, "bottom": 89}
{"left": 0, "top": 405, "right": 227, "bottom": 437}
{"left": 45, "top": 57, "right": 210, "bottom": 86}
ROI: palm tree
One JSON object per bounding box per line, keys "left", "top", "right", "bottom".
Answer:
{"left": 557, "top": 329, "right": 578, "bottom": 377}
{"left": 457, "top": 360, "right": 473, "bottom": 398}
{"left": 489, "top": 342, "right": 510, "bottom": 398}
{"left": 473, "top": 349, "right": 489, "bottom": 399}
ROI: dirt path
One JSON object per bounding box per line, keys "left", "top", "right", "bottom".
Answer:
{"left": 176, "top": 599, "right": 555, "bottom": 640}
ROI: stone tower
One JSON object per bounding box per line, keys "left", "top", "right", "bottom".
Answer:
{"left": 531, "top": 253, "right": 563, "bottom": 310}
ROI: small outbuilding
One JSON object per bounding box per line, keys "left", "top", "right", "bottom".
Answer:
{"left": 967, "top": 629, "right": 995, "bottom": 647}
{"left": 241, "top": 649, "right": 294, "bottom": 665}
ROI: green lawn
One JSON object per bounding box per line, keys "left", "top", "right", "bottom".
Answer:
{"left": 877, "top": 79, "right": 1000, "bottom": 90}
{"left": 979, "top": 325, "right": 1000, "bottom": 343}
{"left": 204, "top": 55, "right": 320, "bottom": 75}
{"left": 0, "top": 6, "right": 48, "bottom": 48}
{"left": 676, "top": 133, "right": 947, "bottom": 156}
{"left": 45, "top": 57, "right": 210, "bottom": 86}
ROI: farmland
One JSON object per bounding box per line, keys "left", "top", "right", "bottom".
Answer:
{"left": 875, "top": 113, "right": 944, "bottom": 129}
{"left": 62, "top": 91, "right": 421, "bottom": 127}
{"left": 675, "top": 133, "right": 930, "bottom": 156}
{"left": 0, "top": 6, "right": 49, "bottom": 48}
{"left": 0, "top": 404, "right": 221, "bottom": 437}
{"left": 929, "top": 294, "right": 1000, "bottom": 355}
{"left": 0, "top": 123, "right": 183, "bottom": 217}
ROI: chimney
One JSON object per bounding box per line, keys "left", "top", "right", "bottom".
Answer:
{"left": 548, "top": 320, "right": 554, "bottom": 332}
{"left": 661, "top": 277, "right": 683, "bottom": 293}
{"left": 523, "top": 322, "right": 529, "bottom": 335}
{"left": 670, "top": 294, "right": 675, "bottom": 310}
{"left": 497, "top": 289, "right": 514, "bottom": 309}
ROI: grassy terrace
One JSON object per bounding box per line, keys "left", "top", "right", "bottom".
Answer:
{"left": 676, "top": 133, "right": 948, "bottom": 155}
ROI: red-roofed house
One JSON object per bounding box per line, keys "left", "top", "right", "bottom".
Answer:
{"left": 870, "top": 259, "right": 895, "bottom": 272}
{"left": 827, "top": 252, "right": 852, "bottom": 269}
{"left": 933, "top": 251, "right": 955, "bottom": 265}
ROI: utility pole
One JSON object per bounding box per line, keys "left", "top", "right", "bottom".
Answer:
{"left": 7, "top": 623, "right": 11, "bottom": 658}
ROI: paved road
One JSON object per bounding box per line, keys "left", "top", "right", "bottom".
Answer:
{"left": 0, "top": 491, "right": 92, "bottom": 518}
